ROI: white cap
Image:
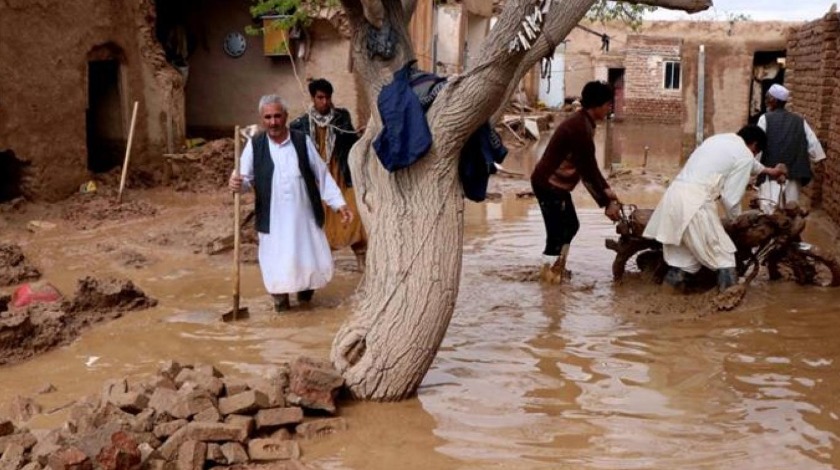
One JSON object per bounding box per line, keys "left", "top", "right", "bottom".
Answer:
{"left": 767, "top": 84, "right": 790, "bottom": 102}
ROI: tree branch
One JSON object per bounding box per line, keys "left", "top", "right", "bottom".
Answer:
{"left": 402, "top": 0, "right": 418, "bottom": 21}
{"left": 359, "top": 0, "right": 386, "bottom": 28}
{"left": 624, "top": 0, "right": 712, "bottom": 13}
{"left": 429, "top": 0, "right": 593, "bottom": 155}
{"left": 339, "top": 0, "right": 368, "bottom": 28}
{"left": 490, "top": 0, "right": 594, "bottom": 123}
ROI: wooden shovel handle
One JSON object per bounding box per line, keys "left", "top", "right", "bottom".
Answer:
{"left": 232, "top": 126, "right": 242, "bottom": 318}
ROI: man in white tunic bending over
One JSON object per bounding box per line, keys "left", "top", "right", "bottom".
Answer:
{"left": 643, "top": 125, "right": 786, "bottom": 292}
{"left": 229, "top": 95, "right": 353, "bottom": 312}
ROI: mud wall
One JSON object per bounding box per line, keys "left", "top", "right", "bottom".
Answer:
{"left": 183, "top": 0, "right": 359, "bottom": 138}
{"left": 0, "top": 0, "right": 185, "bottom": 201}
{"left": 785, "top": 14, "right": 840, "bottom": 216}
{"left": 622, "top": 35, "right": 683, "bottom": 123}
{"left": 562, "top": 21, "right": 792, "bottom": 157}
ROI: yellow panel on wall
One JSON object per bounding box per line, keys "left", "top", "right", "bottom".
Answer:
{"left": 263, "top": 18, "right": 291, "bottom": 56}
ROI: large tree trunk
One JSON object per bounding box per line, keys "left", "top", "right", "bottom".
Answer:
{"left": 331, "top": 0, "right": 712, "bottom": 401}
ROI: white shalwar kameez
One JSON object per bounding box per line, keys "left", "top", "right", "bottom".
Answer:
{"left": 238, "top": 134, "right": 346, "bottom": 294}
{"left": 756, "top": 114, "right": 826, "bottom": 213}
{"left": 643, "top": 134, "right": 765, "bottom": 273}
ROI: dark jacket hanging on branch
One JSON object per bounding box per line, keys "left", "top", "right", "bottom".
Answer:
{"left": 373, "top": 61, "right": 507, "bottom": 202}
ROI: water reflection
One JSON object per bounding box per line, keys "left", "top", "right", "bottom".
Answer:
{"left": 436, "top": 199, "right": 840, "bottom": 469}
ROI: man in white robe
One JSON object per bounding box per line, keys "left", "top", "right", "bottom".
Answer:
{"left": 643, "top": 125, "right": 786, "bottom": 292}
{"left": 756, "top": 84, "right": 826, "bottom": 213}
{"left": 229, "top": 95, "right": 352, "bottom": 311}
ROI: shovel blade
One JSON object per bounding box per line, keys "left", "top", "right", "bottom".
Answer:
{"left": 222, "top": 307, "right": 250, "bottom": 322}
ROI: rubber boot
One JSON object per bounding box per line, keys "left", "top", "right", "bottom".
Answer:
{"left": 663, "top": 267, "right": 687, "bottom": 287}
{"left": 297, "top": 290, "right": 314, "bottom": 303}
{"left": 717, "top": 268, "right": 738, "bottom": 292}
{"left": 272, "top": 294, "right": 291, "bottom": 312}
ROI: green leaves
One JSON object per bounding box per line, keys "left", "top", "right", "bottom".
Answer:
{"left": 586, "top": 0, "right": 657, "bottom": 30}
{"left": 247, "top": 0, "right": 340, "bottom": 35}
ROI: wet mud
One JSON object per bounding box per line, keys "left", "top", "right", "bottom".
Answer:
{"left": 61, "top": 194, "right": 159, "bottom": 230}
{"left": 0, "top": 123, "right": 839, "bottom": 469}
{"left": 0, "top": 277, "right": 156, "bottom": 366}
{"left": 0, "top": 243, "right": 41, "bottom": 287}
{"left": 166, "top": 138, "right": 237, "bottom": 192}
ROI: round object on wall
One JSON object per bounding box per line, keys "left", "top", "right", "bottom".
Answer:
{"left": 223, "top": 31, "right": 247, "bottom": 58}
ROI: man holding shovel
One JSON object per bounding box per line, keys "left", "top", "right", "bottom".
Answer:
{"left": 229, "top": 95, "right": 353, "bottom": 312}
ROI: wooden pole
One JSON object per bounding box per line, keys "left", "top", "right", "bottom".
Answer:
{"left": 117, "top": 101, "right": 140, "bottom": 204}
{"left": 232, "top": 125, "right": 242, "bottom": 320}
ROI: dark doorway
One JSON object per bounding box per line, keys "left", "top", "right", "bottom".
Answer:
{"left": 0, "top": 149, "right": 27, "bottom": 202}
{"left": 608, "top": 68, "right": 626, "bottom": 119}
{"left": 748, "top": 50, "right": 786, "bottom": 124}
{"left": 87, "top": 59, "right": 124, "bottom": 173}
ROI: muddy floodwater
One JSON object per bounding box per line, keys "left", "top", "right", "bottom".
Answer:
{"left": 2, "top": 123, "right": 840, "bottom": 469}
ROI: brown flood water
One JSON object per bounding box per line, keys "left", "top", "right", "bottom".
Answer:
{"left": 2, "top": 122, "right": 840, "bottom": 469}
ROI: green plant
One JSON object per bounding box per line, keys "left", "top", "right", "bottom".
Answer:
{"left": 586, "top": 0, "right": 656, "bottom": 30}
{"left": 247, "top": 0, "right": 339, "bottom": 35}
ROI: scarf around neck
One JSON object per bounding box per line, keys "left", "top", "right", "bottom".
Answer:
{"left": 307, "top": 106, "right": 336, "bottom": 163}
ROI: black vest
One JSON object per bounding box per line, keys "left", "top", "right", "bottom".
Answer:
{"left": 759, "top": 109, "right": 812, "bottom": 186}
{"left": 252, "top": 131, "right": 325, "bottom": 234}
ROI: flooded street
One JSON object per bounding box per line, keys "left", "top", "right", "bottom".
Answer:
{"left": 2, "top": 123, "right": 840, "bottom": 469}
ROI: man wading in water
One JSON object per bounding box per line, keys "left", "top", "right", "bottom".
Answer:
{"left": 530, "top": 81, "right": 622, "bottom": 282}
{"left": 229, "top": 95, "right": 353, "bottom": 311}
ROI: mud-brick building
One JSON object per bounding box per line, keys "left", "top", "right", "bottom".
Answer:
{"left": 0, "top": 0, "right": 185, "bottom": 202}
{"left": 0, "top": 0, "right": 493, "bottom": 202}
{"left": 0, "top": 0, "right": 360, "bottom": 202}
{"left": 785, "top": 12, "right": 840, "bottom": 225}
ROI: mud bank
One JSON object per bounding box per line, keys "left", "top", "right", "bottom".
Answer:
{"left": 0, "top": 359, "right": 345, "bottom": 469}
{"left": 61, "top": 195, "right": 159, "bottom": 231}
{"left": 0, "top": 244, "right": 40, "bottom": 287}
{"left": 166, "top": 139, "right": 236, "bottom": 193}
{"left": 0, "top": 277, "right": 156, "bottom": 366}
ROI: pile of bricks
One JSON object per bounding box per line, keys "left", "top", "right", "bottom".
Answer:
{"left": 0, "top": 357, "right": 347, "bottom": 469}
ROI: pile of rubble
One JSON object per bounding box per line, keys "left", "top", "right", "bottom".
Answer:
{"left": 0, "top": 277, "right": 157, "bottom": 366}
{"left": 0, "top": 244, "right": 40, "bottom": 287}
{"left": 164, "top": 139, "right": 236, "bottom": 193}
{"left": 60, "top": 195, "right": 159, "bottom": 231}
{"left": 0, "top": 357, "right": 345, "bottom": 469}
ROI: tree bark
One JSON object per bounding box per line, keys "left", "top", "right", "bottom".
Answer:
{"left": 331, "top": 0, "right": 712, "bottom": 401}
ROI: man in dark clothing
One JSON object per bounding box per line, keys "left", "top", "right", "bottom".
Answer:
{"left": 289, "top": 79, "right": 368, "bottom": 271}
{"left": 530, "top": 81, "right": 621, "bottom": 282}
{"left": 756, "top": 83, "right": 826, "bottom": 213}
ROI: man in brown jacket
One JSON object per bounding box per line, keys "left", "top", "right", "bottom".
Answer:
{"left": 531, "top": 81, "right": 621, "bottom": 281}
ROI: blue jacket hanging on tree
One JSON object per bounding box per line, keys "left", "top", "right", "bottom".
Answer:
{"left": 373, "top": 61, "right": 507, "bottom": 202}
{"left": 373, "top": 62, "right": 433, "bottom": 172}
